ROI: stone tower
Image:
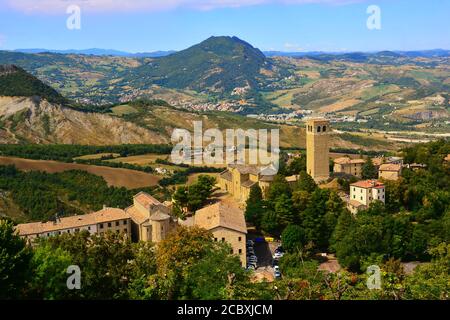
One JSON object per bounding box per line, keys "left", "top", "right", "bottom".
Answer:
{"left": 306, "top": 118, "right": 330, "bottom": 182}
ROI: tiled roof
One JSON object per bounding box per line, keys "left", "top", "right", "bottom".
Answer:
{"left": 348, "top": 200, "right": 366, "bottom": 208}
{"left": 150, "top": 210, "right": 171, "bottom": 221}
{"left": 16, "top": 208, "right": 129, "bottom": 236}
{"left": 285, "top": 175, "right": 299, "bottom": 182}
{"left": 220, "top": 170, "right": 232, "bottom": 181}
{"left": 379, "top": 163, "right": 402, "bottom": 172}
{"left": 125, "top": 205, "right": 148, "bottom": 225}
{"left": 241, "top": 180, "right": 257, "bottom": 188}
{"left": 334, "top": 157, "right": 365, "bottom": 165}
{"left": 228, "top": 163, "right": 260, "bottom": 175}
{"left": 134, "top": 191, "right": 161, "bottom": 209}
{"left": 351, "top": 179, "right": 385, "bottom": 189}
{"left": 195, "top": 203, "right": 247, "bottom": 234}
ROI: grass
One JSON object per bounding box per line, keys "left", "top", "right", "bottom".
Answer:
{"left": 0, "top": 156, "right": 161, "bottom": 189}
{"left": 111, "top": 105, "right": 139, "bottom": 116}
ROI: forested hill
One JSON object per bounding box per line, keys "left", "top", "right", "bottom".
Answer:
{"left": 0, "top": 65, "right": 68, "bottom": 105}
{"left": 121, "top": 36, "right": 271, "bottom": 94}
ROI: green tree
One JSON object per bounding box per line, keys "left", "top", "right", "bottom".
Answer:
{"left": 281, "top": 225, "right": 306, "bottom": 253}
{"left": 0, "top": 220, "right": 32, "bottom": 299}
{"left": 295, "top": 171, "right": 317, "bottom": 193}
{"left": 245, "top": 185, "right": 265, "bottom": 229}
{"left": 28, "top": 244, "right": 73, "bottom": 300}
{"left": 361, "top": 158, "right": 378, "bottom": 179}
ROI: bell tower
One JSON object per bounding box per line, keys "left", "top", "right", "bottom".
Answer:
{"left": 306, "top": 118, "right": 330, "bottom": 183}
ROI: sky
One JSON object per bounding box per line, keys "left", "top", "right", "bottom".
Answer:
{"left": 0, "top": 0, "right": 449, "bottom": 53}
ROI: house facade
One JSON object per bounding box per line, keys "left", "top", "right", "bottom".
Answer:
{"left": 347, "top": 180, "right": 385, "bottom": 214}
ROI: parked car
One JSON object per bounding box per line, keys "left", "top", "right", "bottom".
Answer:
{"left": 275, "top": 246, "right": 284, "bottom": 253}
{"left": 274, "top": 266, "right": 280, "bottom": 273}
{"left": 274, "top": 270, "right": 282, "bottom": 279}
{"left": 247, "top": 249, "right": 255, "bottom": 256}
{"left": 272, "top": 259, "right": 279, "bottom": 267}
{"left": 247, "top": 261, "right": 257, "bottom": 269}
{"left": 248, "top": 256, "right": 258, "bottom": 263}
{"left": 246, "top": 240, "right": 254, "bottom": 247}
{"left": 273, "top": 252, "right": 284, "bottom": 260}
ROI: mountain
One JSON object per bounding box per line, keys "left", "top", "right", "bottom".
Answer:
{"left": 13, "top": 48, "right": 176, "bottom": 58}
{"left": 0, "top": 65, "right": 68, "bottom": 105}
{"left": 123, "top": 36, "right": 271, "bottom": 94}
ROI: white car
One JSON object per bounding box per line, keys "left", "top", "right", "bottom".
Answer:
{"left": 273, "top": 252, "right": 284, "bottom": 260}
{"left": 274, "top": 266, "right": 280, "bottom": 273}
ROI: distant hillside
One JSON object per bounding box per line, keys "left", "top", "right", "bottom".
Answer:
{"left": 13, "top": 48, "right": 176, "bottom": 58}
{"left": 0, "top": 65, "right": 68, "bottom": 105}
{"left": 123, "top": 36, "right": 270, "bottom": 94}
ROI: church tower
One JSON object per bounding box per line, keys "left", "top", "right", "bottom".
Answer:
{"left": 306, "top": 118, "right": 330, "bottom": 182}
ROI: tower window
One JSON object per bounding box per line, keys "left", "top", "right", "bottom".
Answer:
{"left": 323, "top": 126, "right": 327, "bottom": 132}
{"left": 317, "top": 126, "right": 321, "bottom": 133}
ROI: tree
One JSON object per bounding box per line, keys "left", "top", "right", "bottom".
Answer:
{"left": 275, "top": 194, "right": 295, "bottom": 227}
{"left": 281, "top": 225, "right": 306, "bottom": 253}
{"left": 405, "top": 243, "right": 450, "bottom": 300}
{"left": 267, "top": 174, "right": 291, "bottom": 202}
{"left": 285, "top": 156, "right": 306, "bottom": 176}
{"left": 0, "top": 220, "right": 32, "bottom": 299}
{"left": 295, "top": 171, "right": 317, "bottom": 193}
{"left": 362, "top": 158, "right": 378, "bottom": 179}
{"left": 28, "top": 244, "right": 73, "bottom": 300}
{"left": 245, "top": 185, "right": 265, "bottom": 229}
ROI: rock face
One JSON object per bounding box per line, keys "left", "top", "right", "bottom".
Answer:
{"left": 0, "top": 96, "right": 169, "bottom": 145}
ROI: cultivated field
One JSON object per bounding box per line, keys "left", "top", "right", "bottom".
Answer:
{"left": 0, "top": 157, "right": 160, "bottom": 189}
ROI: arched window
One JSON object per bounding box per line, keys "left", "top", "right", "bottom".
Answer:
{"left": 317, "top": 126, "right": 321, "bottom": 133}
{"left": 323, "top": 126, "right": 327, "bottom": 132}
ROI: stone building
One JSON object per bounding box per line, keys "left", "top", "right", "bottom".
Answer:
{"left": 378, "top": 163, "right": 402, "bottom": 181}
{"left": 333, "top": 157, "right": 365, "bottom": 177}
{"left": 193, "top": 203, "right": 247, "bottom": 267}
{"left": 218, "top": 163, "right": 277, "bottom": 203}
{"left": 16, "top": 207, "right": 132, "bottom": 242}
{"left": 347, "top": 180, "right": 385, "bottom": 214}
{"left": 306, "top": 118, "right": 330, "bottom": 182}
{"left": 125, "top": 192, "right": 177, "bottom": 243}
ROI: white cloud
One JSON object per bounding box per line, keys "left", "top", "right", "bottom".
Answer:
{"left": 3, "top": 0, "right": 367, "bottom": 14}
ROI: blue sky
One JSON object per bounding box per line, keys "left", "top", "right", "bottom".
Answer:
{"left": 0, "top": 0, "right": 449, "bottom": 52}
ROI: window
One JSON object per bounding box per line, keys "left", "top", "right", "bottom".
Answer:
{"left": 317, "top": 126, "right": 321, "bottom": 133}
{"left": 214, "top": 238, "right": 217, "bottom": 242}
{"left": 88, "top": 226, "right": 91, "bottom": 231}
{"left": 99, "top": 223, "right": 104, "bottom": 229}
{"left": 360, "top": 197, "right": 363, "bottom": 200}
{"left": 239, "top": 249, "right": 242, "bottom": 254}
{"left": 108, "top": 222, "right": 112, "bottom": 228}
{"left": 75, "top": 228, "right": 80, "bottom": 233}
{"left": 124, "top": 229, "right": 127, "bottom": 233}
{"left": 123, "top": 220, "right": 127, "bottom": 225}
{"left": 67, "top": 230, "right": 71, "bottom": 233}
{"left": 222, "top": 237, "right": 225, "bottom": 242}
{"left": 353, "top": 195, "right": 356, "bottom": 199}
{"left": 115, "top": 221, "right": 119, "bottom": 227}
{"left": 47, "top": 233, "right": 50, "bottom": 237}
{"left": 238, "top": 236, "right": 242, "bottom": 242}
{"left": 323, "top": 126, "right": 327, "bottom": 132}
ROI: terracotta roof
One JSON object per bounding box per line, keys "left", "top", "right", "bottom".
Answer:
{"left": 348, "top": 200, "right": 366, "bottom": 208}
{"left": 150, "top": 210, "right": 171, "bottom": 221}
{"left": 379, "top": 163, "right": 402, "bottom": 172}
{"left": 285, "top": 175, "right": 299, "bottom": 182}
{"left": 228, "top": 163, "right": 260, "bottom": 175}
{"left": 259, "top": 175, "right": 275, "bottom": 182}
{"left": 134, "top": 191, "right": 161, "bottom": 209}
{"left": 241, "top": 180, "right": 257, "bottom": 188}
{"left": 334, "top": 157, "right": 365, "bottom": 165}
{"left": 372, "top": 157, "right": 384, "bottom": 166}
{"left": 350, "top": 179, "right": 385, "bottom": 189}
{"left": 194, "top": 203, "right": 247, "bottom": 234}
{"left": 125, "top": 205, "right": 148, "bottom": 225}
{"left": 220, "top": 170, "right": 232, "bottom": 181}
{"left": 16, "top": 208, "right": 129, "bottom": 236}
